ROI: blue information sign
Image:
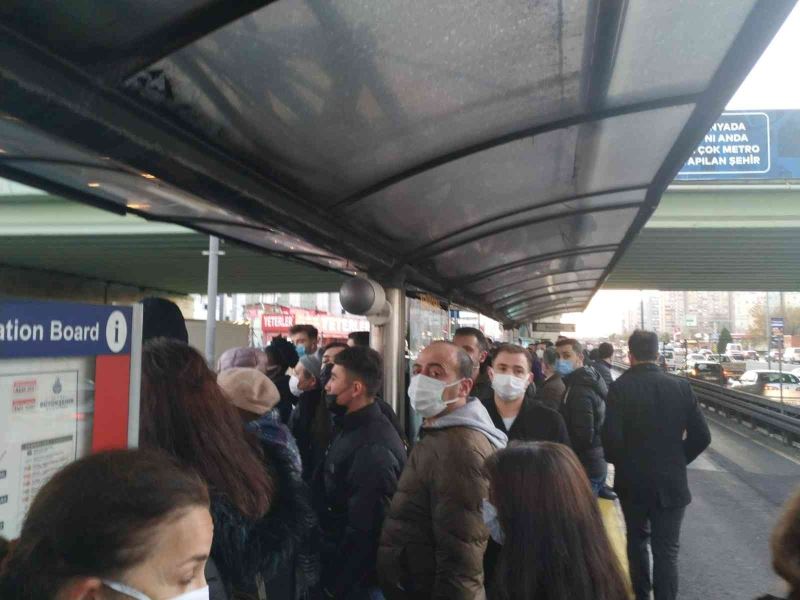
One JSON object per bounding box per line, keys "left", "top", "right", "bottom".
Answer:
{"left": 676, "top": 110, "right": 800, "bottom": 181}
{"left": 0, "top": 300, "right": 132, "bottom": 358}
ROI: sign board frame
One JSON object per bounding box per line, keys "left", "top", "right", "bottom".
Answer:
{"left": 0, "top": 299, "right": 142, "bottom": 538}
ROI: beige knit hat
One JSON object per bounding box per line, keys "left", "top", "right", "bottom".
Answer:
{"left": 217, "top": 367, "right": 280, "bottom": 415}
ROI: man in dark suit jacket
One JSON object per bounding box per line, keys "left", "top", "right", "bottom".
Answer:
{"left": 593, "top": 341, "right": 615, "bottom": 387}
{"left": 602, "top": 330, "right": 711, "bottom": 600}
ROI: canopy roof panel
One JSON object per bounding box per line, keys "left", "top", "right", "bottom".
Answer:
{"left": 0, "top": 0, "right": 793, "bottom": 325}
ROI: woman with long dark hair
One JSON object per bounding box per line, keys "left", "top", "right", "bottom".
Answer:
{"left": 0, "top": 449, "right": 212, "bottom": 600}
{"left": 141, "top": 338, "right": 318, "bottom": 600}
{"left": 483, "top": 442, "right": 629, "bottom": 600}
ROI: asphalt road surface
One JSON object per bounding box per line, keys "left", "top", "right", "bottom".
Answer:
{"left": 679, "top": 412, "right": 800, "bottom": 599}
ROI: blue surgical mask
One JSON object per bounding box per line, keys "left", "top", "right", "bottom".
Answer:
{"left": 481, "top": 498, "right": 505, "bottom": 544}
{"left": 555, "top": 358, "right": 575, "bottom": 377}
{"left": 295, "top": 343, "right": 307, "bottom": 358}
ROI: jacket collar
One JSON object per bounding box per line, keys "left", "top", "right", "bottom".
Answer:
{"left": 630, "top": 362, "right": 661, "bottom": 373}
{"left": 341, "top": 400, "right": 381, "bottom": 431}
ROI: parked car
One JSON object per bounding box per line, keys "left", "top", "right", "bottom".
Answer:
{"left": 687, "top": 361, "right": 726, "bottom": 385}
{"left": 783, "top": 347, "right": 800, "bottom": 364}
{"left": 730, "top": 370, "right": 800, "bottom": 400}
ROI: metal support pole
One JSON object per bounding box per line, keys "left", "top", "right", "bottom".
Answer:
{"left": 205, "top": 236, "right": 219, "bottom": 365}
{"left": 640, "top": 291, "right": 645, "bottom": 330}
{"left": 383, "top": 287, "right": 407, "bottom": 429}
{"left": 766, "top": 292, "right": 771, "bottom": 369}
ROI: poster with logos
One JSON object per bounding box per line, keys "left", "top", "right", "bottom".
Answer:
{"left": 0, "top": 300, "right": 141, "bottom": 538}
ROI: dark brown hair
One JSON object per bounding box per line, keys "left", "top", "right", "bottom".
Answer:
{"left": 289, "top": 324, "right": 319, "bottom": 341}
{"left": 0, "top": 449, "right": 208, "bottom": 599}
{"left": 334, "top": 346, "right": 383, "bottom": 397}
{"left": 485, "top": 443, "right": 628, "bottom": 600}
{"left": 140, "top": 338, "right": 275, "bottom": 519}
{"left": 555, "top": 337, "right": 583, "bottom": 355}
{"left": 492, "top": 343, "right": 533, "bottom": 371}
{"left": 771, "top": 486, "right": 800, "bottom": 599}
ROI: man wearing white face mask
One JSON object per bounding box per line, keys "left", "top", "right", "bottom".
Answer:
{"left": 378, "top": 341, "right": 507, "bottom": 600}
{"left": 480, "top": 343, "right": 569, "bottom": 445}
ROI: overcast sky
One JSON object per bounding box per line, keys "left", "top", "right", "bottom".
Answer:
{"left": 566, "top": 4, "right": 800, "bottom": 337}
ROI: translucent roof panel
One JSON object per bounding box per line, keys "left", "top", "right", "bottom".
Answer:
{"left": 431, "top": 208, "right": 639, "bottom": 280}
{"left": 606, "top": 0, "right": 757, "bottom": 106}
{"left": 483, "top": 269, "right": 606, "bottom": 304}
{"left": 0, "top": 116, "right": 112, "bottom": 166}
{"left": 0, "top": 1, "right": 212, "bottom": 66}
{"left": 126, "top": 0, "right": 589, "bottom": 200}
{"left": 508, "top": 294, "right": 593, "bottom": 317}
{"left": 466, "top": 252, "right": 616, "bottom": 296}
{"left": 1, "top": 161, "right": 249, "bottom": 223}
{"left": 352, "top": 105, "right": 691, "bottom": 252}
{"left": 493, "top": 281, "right": 600, "bottom": 310}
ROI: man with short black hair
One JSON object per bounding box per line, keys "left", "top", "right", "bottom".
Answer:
{"left": 453, "top": 326, "right": 491, "bottom": 399}
{"left": 593, "top": 342, "right": 615, "bottom": 387}
{"left": 347, "top": 330, "right": 371, "bottom": 347}
{"left": 555, "top": 338, "right": 611, "bottom": 498}
{"left": 603, "top": 330, "right": 711, "bottom": 600}
{"left": 290, "top": 324, "right": 321, "bottom": 358}
{"left": 535, "top": 346, "right": 567, "bottom": 412}
{"left": 481, "top": 343, "right": 569, "bottom": 444}
{"left": 317, "top": 346, "right": 406, "bottom": 599}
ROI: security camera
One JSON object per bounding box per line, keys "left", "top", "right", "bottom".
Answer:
{"left": 340, "top": 278, "right": 391, "bottom": 324}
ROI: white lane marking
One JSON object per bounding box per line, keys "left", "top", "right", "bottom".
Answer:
{"left": 705, "top": 412, "right": 800, "bottom": 467}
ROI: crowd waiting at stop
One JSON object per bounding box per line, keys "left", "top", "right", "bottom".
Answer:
{"left": 3, "top": 297, "right": 799, "bottom": 600}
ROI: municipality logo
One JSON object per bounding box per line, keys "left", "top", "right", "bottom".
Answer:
{"left": 105, "top": 311, "right": 128, "bottom": 353}
{"left": 52, "top": 377, "right": 62, "bottom": 395}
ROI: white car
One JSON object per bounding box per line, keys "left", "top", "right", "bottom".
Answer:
{"left": 783, "top": 347, "right": 800, "bottom": 364}
{"left": 731, "top": 370, "right": 800, "bottom": 400}
{"left": 686, "top": 353, "right": 708, "bottom": 370}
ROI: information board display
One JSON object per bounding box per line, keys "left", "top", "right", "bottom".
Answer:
{"left": 0, "top": 300, "right": 141, "bottom": 538}
{"left": 676, "top": 110, "right": 800, "bottom": 181}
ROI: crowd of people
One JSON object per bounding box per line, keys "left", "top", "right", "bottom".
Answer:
{"left": 3, "top": 297, "right": 800, "bottom": 600}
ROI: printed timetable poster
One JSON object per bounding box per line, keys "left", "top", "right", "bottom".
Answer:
{"left": 0, "top": 300, "right": 141, "bottom": 538}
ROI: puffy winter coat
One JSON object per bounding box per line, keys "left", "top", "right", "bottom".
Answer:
{"left": 560, "top": 365, "right": 608, "bottom": 479}
{"left": 378, "top": 399, "right": 506, "bottom": 600}
{"left": 313, "top": 400, "right": 406, "bottom": 599}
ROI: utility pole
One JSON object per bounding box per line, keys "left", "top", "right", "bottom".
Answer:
{"left": 766, "top": 291, "right": 771, "bottom": 368}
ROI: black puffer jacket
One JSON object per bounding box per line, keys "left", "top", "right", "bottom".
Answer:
{"left": 560, "top": 365, "right": 608, "bottom": 478}
{"left": 291, "top": 387, "right": 332, "bottom": 482}
{"left": 210, "top": 439, "right": 320, "bottom": 600}
{"left": 314, "top": 401, "right": 406, "bottom": 598}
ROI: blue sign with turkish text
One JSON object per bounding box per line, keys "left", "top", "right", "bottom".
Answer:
{"left": 676, "top": 110, "right": 800, "bottom": 181}
{"left": 0, "top": 300, "right": 133, "bottom": 358}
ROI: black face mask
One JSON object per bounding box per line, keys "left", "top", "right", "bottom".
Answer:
{"left": 319, "top": 363, "right": 333, "bottom": 390}
{"left": 326, "top": 393, "right": 348, "bottom": 416}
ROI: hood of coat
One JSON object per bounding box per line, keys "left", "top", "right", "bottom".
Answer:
{"left": 563, "top": 365, "right": 608, "bottom": 397}
{"left": 422, "top": 397, "right": 508, "bottom": 449}
{"left": 210, "top": 438, "right": 319, "bottom": 593}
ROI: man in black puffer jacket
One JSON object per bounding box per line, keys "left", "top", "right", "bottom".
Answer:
{"left": 314, "top": 346, "right": 406, "bottom": 599}
{"left": 555, "top": 338, "right": 610, "bottom": 496}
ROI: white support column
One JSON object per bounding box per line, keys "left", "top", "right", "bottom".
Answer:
{"left": 204, "top": 236, "right": 219, "bottom": 365}
{"left": 383, "top": 287, "right": 407, "bottom": 426}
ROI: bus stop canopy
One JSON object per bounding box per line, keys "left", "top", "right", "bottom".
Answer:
{"left": 0, "top": 1, "right": 793, "bottom": 325}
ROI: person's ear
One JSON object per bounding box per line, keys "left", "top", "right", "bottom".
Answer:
{"left": 479, "top": 350, "right": 488, "bottom": 365}
{"left": 461, "top": 377, "right": 474, "bottom": 397}
{"left": 60, "top": 577, "right": 104, "bottom": 600}
{"left": 526, "top": 372, "right": 533, "bottom": 385}
{"left": 487, "top": 366, "right": 495, "bottom": 381}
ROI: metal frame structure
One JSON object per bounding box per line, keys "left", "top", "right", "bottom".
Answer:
{"left": 0, "top": 1, "right": 794, "bottom": 326}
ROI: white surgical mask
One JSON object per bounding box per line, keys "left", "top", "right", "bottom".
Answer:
{"left": 491, "top": 373, "right": 528, "bottom": 402}
{"left": 289, "top": 375, "right": 302, "bottom": 397}
{"left": 408, "top": 374, "right": 463, "bottom": 418}
{"left": 536, "top": 349, "right": 544, "bottom": 359}
{"left": 481, "top": 498, "right": 505, "bottom": 545}
{"left": 103, "top": 581, "right": 210, "bottom": 600}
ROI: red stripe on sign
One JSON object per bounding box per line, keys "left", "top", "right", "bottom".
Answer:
{"left": 92, "top": 355, "right": 131, "bottom": 451}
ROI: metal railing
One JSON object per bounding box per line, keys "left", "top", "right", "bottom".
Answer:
{"left": 612, "top": 361, "right": 800, "bottom": 445}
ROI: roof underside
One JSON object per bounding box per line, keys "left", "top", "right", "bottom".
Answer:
{"left": 0, "top": 0, "right": 793, "bottom": 325}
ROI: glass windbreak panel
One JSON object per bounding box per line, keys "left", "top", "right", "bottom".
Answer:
{"left": 354, "top": 105, "right": 690, "bottom": 251}
{"left": 0, "top": 118, "right": 111, "bottom": 166}
{"left": 606, "top": 0, "right": 755, "bottom": 106}
{"left": 127, "top": 0, "right": 589, "bottom": 200}
{"left": 494, "top": 282, "right": 597, "bottom": 309}
{"left": 431, "top": 208, "right": 638, "bottom": 280}
{"left": 0, "top": 0, "right": 211, "bottom": 65}
{"left": 468, "top": 253, "right": 615, "bottom": 295}
{"left": 2, "top": 161, "right": 247, "bottom": 222}
{"left": 483, "top": 269, "right": 606, "bottom": 304}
